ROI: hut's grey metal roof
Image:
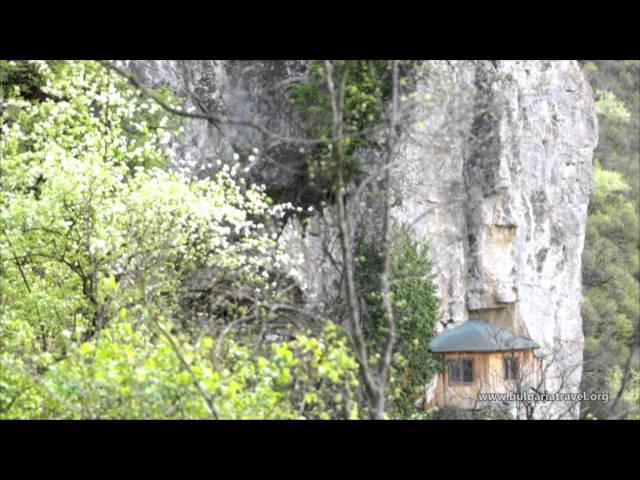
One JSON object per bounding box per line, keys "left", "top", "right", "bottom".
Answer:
{"left": 429, "top": 319, "right": 539, "bottom": 353}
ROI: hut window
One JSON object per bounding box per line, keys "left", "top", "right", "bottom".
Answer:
{"left": 448, "top": 358, "right": 473, "bottom": 384}
{"left": 504, "top": 357, "right": 519, "bottom": 381}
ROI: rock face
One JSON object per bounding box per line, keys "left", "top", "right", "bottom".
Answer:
{"left": 128, "top": 60, "right": 598, "bottom": 418}
{"left": 392, "top": 62, "right": 597, "bottom": 416}
{"left": 424, "top": 62, "right": 596, "bottom": 418}
{"left": 118, "top": 60, "right": 308, "bottom": 188}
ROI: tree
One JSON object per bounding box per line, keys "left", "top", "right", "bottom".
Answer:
{"left": 578, "top": 60, "right": 640, "bottom": 420}
{"left": 0, "top": 60, "right": 361, "bottom": 419}
{"left": 581, "top": 61, "right": 639, "bottom": 197}
{"left": 355, "top": 228, "right": 440, "bottom": 416}
{"left": 579, "top": 164, "right": 639, "bottom": 419}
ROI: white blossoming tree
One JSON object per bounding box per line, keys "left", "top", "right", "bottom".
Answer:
{"left": 0, "top": 61, "right": 360, "bottom": 419}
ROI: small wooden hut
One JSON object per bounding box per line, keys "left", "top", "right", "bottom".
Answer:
{"left": 427, "top": 319, "right": 542, "bottom": 410}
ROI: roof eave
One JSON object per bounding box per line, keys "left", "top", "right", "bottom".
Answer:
{"left": 431, "top": 346, "right": 539, "bottom": 354}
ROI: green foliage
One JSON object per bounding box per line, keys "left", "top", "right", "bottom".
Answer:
{"left": 606, "top": 367, "right": 640, "bottom": 420}
{"left": 290, "top": 60, "right": 392, "bottom": 155}
{"left": 418, "top": 406, "right": 513, "bottom": 420}
{"left": 579, "top": 60, "right": 639, "bottom": 420}
{"left": 590, "top": 162, "right": 631, "bottom": 205}
{"left": 1, "top": 319, "right": 359, "bottom": 419}
{"left": 580, "top": 163, "right": 639, "bottom": 419}
{"left": 279, "top": 61, "right": 393, "bottom": 208}
{"left": 0, "top": 60, "right": 182, "bottom": 172}
{"left": 0, "top": 60, "right": 360, "bottom": 419}
{"left": 0, "top": 60, "right": 49, "bottom": 101}
{"left": 581, "top": 60, "right": 640, "bottom": 198}
{"left": 0, "top": 61, "right": 279, "bottom": 348}
{"left": 355, "top": 228, "right": 440, "bottom": 417}
{"left": 595, "top": 90, "right": 632, "bottom": 124}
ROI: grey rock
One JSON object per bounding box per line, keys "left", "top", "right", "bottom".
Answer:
{"left": 126, "top": 60, "right": 597, "bottom": 418}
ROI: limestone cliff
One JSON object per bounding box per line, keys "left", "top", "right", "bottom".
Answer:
{"left": 389, "top": 61, "right": 598, "bottom": 417}
{"left": 125, "top": 60, "right": 598, "bottom": 418}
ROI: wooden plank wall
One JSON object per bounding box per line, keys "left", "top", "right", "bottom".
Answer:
{"left": 433, "top": 350, "right": 539, "bottom": 409}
